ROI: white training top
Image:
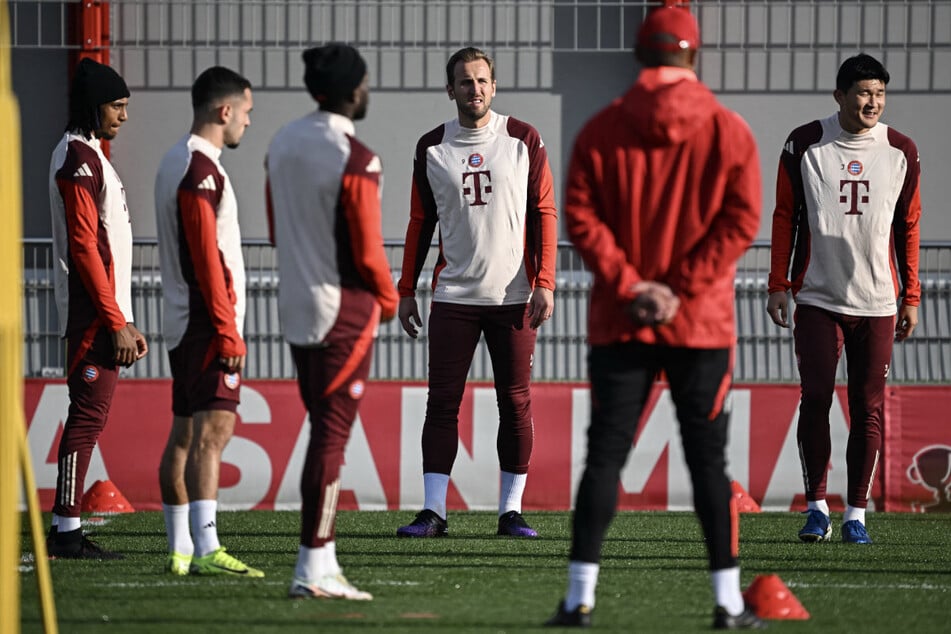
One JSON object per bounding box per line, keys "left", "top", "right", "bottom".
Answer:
{"left": 793, "top": 114, "right": 915, "bottom": 316}
{"left": 266, "top": 110, "right": 390, "bottom": 345}
{"left": 154, "top": 134, "right": 245, "bottom": 350}
{"left": 49, "top": 132, "right": 134, "bottom": 336}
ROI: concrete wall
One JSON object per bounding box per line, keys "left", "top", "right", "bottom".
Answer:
{"left": 15, "top": 48, "right": 70, "bottom": 239}
{"left": 109, "top": 88, "right": 564, "bottom": 243}
{"left": 14, "top": 0, "right": 951, "bottom": 243}
{"left": 19, "top": 49, "right": 950, "bottom": 243}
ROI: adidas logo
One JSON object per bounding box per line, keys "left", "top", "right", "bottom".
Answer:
{"left": 366, "top": 156, "right": 382, "bottom": 173}
{"left": 202, "top": 521, "right": 216, "bottom": 529}
{"left": 73, "top": 162, "right": 94, "bottom": 178}
{"left": 197, "top": 174, "right": 217, "bottom": 191}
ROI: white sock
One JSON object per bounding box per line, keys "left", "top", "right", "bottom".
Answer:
{"left": 190, "top": 499, "right": 220, "bottom": 557}
{"left": 54, "top": 514, "right": 81, "bottom": 533}
{"left": 323, "top": 541, "right": 340, "bottom": 575}
{"left": 843, "top": 505, "right": 866, "bottom": 525}
{"left": 711, "top": 566, "right": 745, "bottom": 615}
{"left": 807, "top": 499, "right": 830, "bottom": 516}
{"left": 565, "top": 561, "right": 599, "bottom": 611}
{"left": 499, "top": 471, "right": 527, "bottom": 515}
{"left": 295, "top": 541, "right": 340, "bottom": 581}
{"left": 162, "top": 503, "right": 193, "bottom": 555}
{"left": 423, "top": 473, "right": 450, "bottom": 519}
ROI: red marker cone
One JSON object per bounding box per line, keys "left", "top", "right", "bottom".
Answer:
{"left": 743, "top": 574, "right": 810, "bottom": 620}
{"left": 81, "top": 480, "right": 135, "bottom": 513}
{"left": 731, "top": 480, "right": 762, "bottom": 513}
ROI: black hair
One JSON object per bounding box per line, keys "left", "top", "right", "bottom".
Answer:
{"left": 65, "top": 99, "right": 100, "bottom": 138}
{"left": 191, "top": 66, "right": 252, "bottom": 113}
{"left": 836, "top": 54, "right": 890, "bottom": 93}
{"left": 302, "top": 44, "right": 367, "bottom": 108}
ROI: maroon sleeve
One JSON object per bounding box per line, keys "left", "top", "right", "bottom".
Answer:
{"left": 768, "top": 120, "right": 822, "bottom": 296}
{"left": 887, "top": 127, "right": 922, "bottom": 307}
{"left": 507, "top": 117, "right": 558, "bottom": 291}
{"left": 55, "top": 141, "right": 127, "bottom": 332}
{"left": 177, "top": 153, "right": 245, "bottom": 357}
{"left": 339, "top": 137, "right": 399, "bottom": 320}
{"left": 398, "top": 126, "right": 443, "bottom": 297}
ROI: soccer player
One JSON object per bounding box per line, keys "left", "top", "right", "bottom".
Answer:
{"left": 395, "top": 46, "right": 558, "bottom": 539}
{"left": 545, "top": 6, "right": 764, "bottom": 629}
{"left": 47, "top": 58, "right": 148, "bottom": 559}
{"left": 767, "top": 53, "right": 921, "bottom": 545}
{"left": 266, "top": 43, "right": 398, "bottom": 600}
{"left": 155, "top": 66, "right": 262, "bottom": 577}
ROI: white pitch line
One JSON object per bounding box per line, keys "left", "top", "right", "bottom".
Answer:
{"left": 97, "top": 578, "right": 421, "bottom": 589}
{"left": 787, "top": 582, "right": 950, "bottom": 591}
{"left": 98, "top": 579, "right": 288, "bottom": 589}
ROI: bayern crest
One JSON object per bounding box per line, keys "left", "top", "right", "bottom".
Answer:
{"left": 349, "top": 379, "right": 365, "bottom": 400}
{"left": 223, "top": 373, "right": 240, "bottom": 390}
{"left": 82, "top": 365, "right": 99, "bottom": 382}
{"left": 847, "top": 160, "right": 863, "bottom": 175}
{"left": 468, "top": 153, "right": 484, "bottom": 168}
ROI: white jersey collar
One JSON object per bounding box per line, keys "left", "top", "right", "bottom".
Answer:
{"left": 315, "top": 109, "right": 356, "bottom": 136}
{"left": 187, "top": 133, "right": 223, "bottom": 162}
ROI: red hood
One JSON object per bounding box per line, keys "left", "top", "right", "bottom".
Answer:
{"left": 620, "top": 67, "right": 719, "bottom": 147}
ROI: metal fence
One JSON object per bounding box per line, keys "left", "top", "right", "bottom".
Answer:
{"left": 22, "top": 239, "right": 951, "bottom": 383}
{"left": 9, "top": 0, "right": 951, "bottom": 93}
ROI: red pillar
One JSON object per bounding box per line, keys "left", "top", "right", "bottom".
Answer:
{"left": 72, "top": 1, "right": 111, "bottom": 66}
{"left": 69, "top": 2, "right": 114, "bottom": 155}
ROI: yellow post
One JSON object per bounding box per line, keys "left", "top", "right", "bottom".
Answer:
{"left": 0, "top": 1, "right": 57, "bottom": 631}
{"left": 0, "top": 0, "right": 25, "bottom": 629}
{"left": 20, "top": 423, "right": 58, "bottom": 633}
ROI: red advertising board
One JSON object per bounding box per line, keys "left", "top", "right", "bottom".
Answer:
{"left": 23, "top": 380, "right": 951, "bottom": 513}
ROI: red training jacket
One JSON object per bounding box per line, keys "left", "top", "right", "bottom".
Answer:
{"left": 565, "top": 67, "right": 761, "bottom": 348}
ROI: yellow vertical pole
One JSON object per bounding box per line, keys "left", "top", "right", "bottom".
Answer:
{"left": 0, "top": 1, "right": 57, "bottom": 632}
{"left": 20, "top": 425, "right": 58, "bottom": 633}
{"left": 0, "top": 0, "right": 25, "bottom": 629}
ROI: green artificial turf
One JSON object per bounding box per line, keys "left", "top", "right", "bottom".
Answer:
{"left": 17, "top": 510, "right": 951, "bottom": 633}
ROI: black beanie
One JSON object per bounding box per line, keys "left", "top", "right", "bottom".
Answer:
{"left": 302, "top": 43, "right": 367, "bottom": 103}
{"left": 72, "top": 58, "right": 130, "bottom": 110}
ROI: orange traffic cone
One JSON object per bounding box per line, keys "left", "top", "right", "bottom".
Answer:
{"left": 81, "top": 479, "right": 135, "bottom": 514}
{"left": 731, "top": 480, "right": 762, "bottom": 513}
{"left": 743, "top": 574, "right": 810, "bottom": 620}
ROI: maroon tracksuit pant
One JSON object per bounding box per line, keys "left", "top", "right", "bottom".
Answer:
{"left": 54, "top": 328, "right": 120, "bottom": 519}
{"left": 422, "top": 302, "right": 537, "bottom": 475}
{"left": 293, "top": 290, "right": 380, "bottom": 548}
{"left": 794, "top": 304, "right": 895, "bottom": 508}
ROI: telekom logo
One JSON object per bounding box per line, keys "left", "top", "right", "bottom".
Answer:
{"left": 462, "top": 170, "right": 492, "bottom": 206}
{"left": 839, "top": 179, "right": 870, "bottom": 215}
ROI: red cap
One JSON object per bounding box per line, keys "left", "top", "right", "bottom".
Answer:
{"left": 637, "top": 6, "right": 700, "bottom": 52}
